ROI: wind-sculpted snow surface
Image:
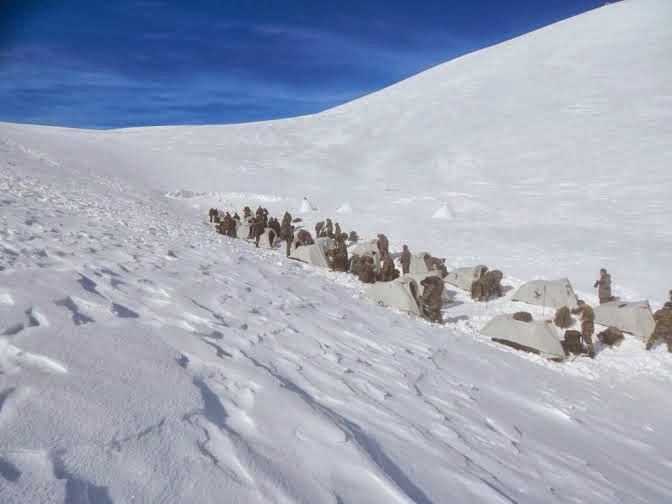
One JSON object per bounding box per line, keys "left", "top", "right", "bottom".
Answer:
{"left": 2, "top": 0, "right": 672, "bottom": 501}
{"left": 2, "top": 130, "right": 672, "bottom": 503}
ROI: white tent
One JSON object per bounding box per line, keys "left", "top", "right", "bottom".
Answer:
{"left": 409, "top": 252, "right": 431, "bottom": 274}
{"left": 512, "top": 278, "right": 578, "bottom": 309}
{"left": 300, "top": 197, "right": 316, "bottom": 213}
{"left": 290, "top": 236, "right": 301, "bottom": 253}
{"left": 315, "top": 236, "right": 336, "bottom": 253}
{"left": 444, "top": 265, "right": 488, "bottom": 291}
{"left": 404, "top": 271, "right": 442, "bottom": 296}
{"left": 480, "top": 314, "right": 566, "bottom": 360}
{"left": 292, "top": 235, "right": 330, "bottom": 254}
{"left": 258, "top": 228, "right": 279, "bottom": 248}
{"left": 236, "top": 217, "right": 253, "bottom": 240}
{"left": 290, "top": 238, "right": 333, "bottom": 268}
{"left": 366, "top": 277, "right": 421, "bottom": 317}
{"left": 593, "top": 300, "right": 656, "bottom": 340}
{"left": 352, "top": 239, "right": 379, "bottom": 256}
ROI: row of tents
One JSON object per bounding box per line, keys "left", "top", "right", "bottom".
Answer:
{"left": 371, "top": 260, "right": 654, "bottom": 360}
{"left": 492, "top": 278, "right": 655, "bottom": 360}
{"left": 235, "top": 218, "right": 657, "bottom": 361}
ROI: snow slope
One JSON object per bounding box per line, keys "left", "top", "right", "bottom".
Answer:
{"left": 2, "top": 0, "right": 671, "bottom": 302}
{"left": 2, "top": 0, "right": 672, "bottom": 502}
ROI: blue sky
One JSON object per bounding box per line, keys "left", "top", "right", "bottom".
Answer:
{"left": 0, "top": 0, "right": 604, "bottom": 129}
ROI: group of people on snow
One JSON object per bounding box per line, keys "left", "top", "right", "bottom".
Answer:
{"left": 208, "top": 206, "right": 449, "bottom": 324}
{"left": 207, "top": 207, "right": 672, "bottom": 356}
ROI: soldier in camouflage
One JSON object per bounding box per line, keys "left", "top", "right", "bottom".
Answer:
{"left": 594, "top": 268, "right": 613, "bottom": 304}
{"left": 329, "top": 233, "right": 350, "bottom": 272}
{"left": 646, "top": 295, "right": 672, "bottom": 352}
{"left": 315, "top": 221, "right": 325, "bottom": 238}
{"left": 379, "top": 253, "right": 396, "bottom": 282}
{"left": 252, "top": 217, "right": 265, "bottom": 248}
{"left": 571, "top": 300, "right": 596, "bottom": 358}
{"left": 399, "top": 245, "right": 411, "bottom": 275}
{"left": 420, "top": 276, "right": 444, "bottom": 323}
{"left": 377, "top": 234, "right": 389, "bottom": 257}
{"left": 358, "top": 255, "right": 376, "bottom": 284}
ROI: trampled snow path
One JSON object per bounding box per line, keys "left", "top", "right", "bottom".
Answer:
{"left": 1, "top": 136, "right": 672, "bottom": 503}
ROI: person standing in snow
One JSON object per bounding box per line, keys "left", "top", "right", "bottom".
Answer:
{"left": 420, "top": 276, "right": 444, "bottom": 323}
{"left": 571, "top": 300, "right": 596, "bottom": 358}
{"left": 483, "top": 269, "right": 504, "bottom": 299}
{"left": 315, "top": 221, "right": 325, "bottom": 238}
{"left": 279, "top": 219, "right": 294, "bottom": 257}
{"left": 325, "top": 218, "right": 334, "bottom": 238}
{"left": 334, "top": 222, "right": 341, "bottom": 239}
{"left": 594, "top": 268, "right": 613, "bottom": 304}
{"left": 646, "top": 300, "right": 672, "bottom": 352}
{"left": 208, "top": 208, "right": 218, "bottom": 222}
{"left": 224, "top": 213, "right": 237, "bottom": 238}
{"left": 358, "top": 255, "right": 376, "bottom": 284}
{"left": 281, "top": 211, "right": 292, "bottom": 230}
{"left": 379, "top": 252, "right": 396, "bottom": 282}
{"left": 269, "top": 217, "right": 281, "bottom": 236}
{"left": 400, "top": 245, "right": 411, "bottom": 275}
{"left": 376, "top": 233, "right": 389, "bottom": 257}
{"left": 470, "top": 269, "right": 489, "bottom": 302}
{"left": 328, "top": 233, "right": 350, "bottom": 272}
{"left": 252, "top": 217, "right": 265, "bottom": 248}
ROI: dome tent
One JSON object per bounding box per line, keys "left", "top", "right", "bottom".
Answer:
{"left": 315, "top": 236, "right": 336, "bottom": 254}
{"left": 352, "top": 239, "right": 378, "bottom": 256}
{"left": 289, "top": 237, "right": 335, "bottom": 269}
{"left": 366, "top": 277, "right": 421, "bottom": 317}
{"left": 444, "top": 265, "right": 488, "bottom": 291}
{"left": 258, "top": 228, "right": 279, "bottom": 248}
{"left": 236, "top": 217, "right": 254, "bottom": 240}
{"left": 481, "top": 314, "right": 566, "bottom": 360}
{"left": 593, "top": 300, "right": 655, "bottom": 340}
{"left": 409, "top": 252, "right": 432, "bottom": 274}
{"left": 512, "top": 278, "right": 578, "bottom": 309}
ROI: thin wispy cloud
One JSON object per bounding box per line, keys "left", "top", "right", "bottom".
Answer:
{"left": 0, "top": 0, "right": 604, "bottom": 128}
